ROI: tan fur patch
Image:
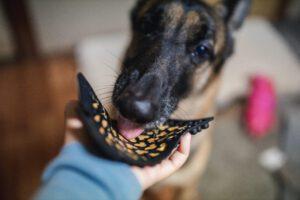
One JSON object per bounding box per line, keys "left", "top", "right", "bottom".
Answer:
{"left": 202, "top": 0, "right": 220, "bottom": 6}
{"left": 180, "top": 11, "right": 201, "bottom": 40}
{"left": 166, "top": 3, "right": 184, "bottom": 26}
{"left": 214, "top": 23, "right": 226, "bottom": 54}
{"left": 164, "top": 3, "right": 184, "bottom": 37}
{"left": 185, "top": 11, "right": 200, "bottom": 27}
{"left": 193, "top": 65, "right": 213, "bottom": 92}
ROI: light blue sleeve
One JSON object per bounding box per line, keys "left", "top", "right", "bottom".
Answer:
{"left": 34, "top": 142, "right": 142, "bottom": 200}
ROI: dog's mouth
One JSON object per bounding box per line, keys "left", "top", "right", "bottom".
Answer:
{"left": 116, "top": 113, "right": 168, "bottom": 139}
{"left": 117, "top": 114, "right": 145, "bottom": 139}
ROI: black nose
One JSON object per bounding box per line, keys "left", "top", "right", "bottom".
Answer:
{"left": 117, "top": 91, "right": 157, "bottom": 124}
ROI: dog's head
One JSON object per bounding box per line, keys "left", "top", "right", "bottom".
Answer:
{"left": 113, "top": 0, "right": 251, "bottom": 138}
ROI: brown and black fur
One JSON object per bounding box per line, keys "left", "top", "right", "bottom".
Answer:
{"left": 112, "top": 0, "right": 251, "bottom": 199}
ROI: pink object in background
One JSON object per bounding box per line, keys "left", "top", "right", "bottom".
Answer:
{"left": 245, "top": 75, "right": 277, "bottom": 138}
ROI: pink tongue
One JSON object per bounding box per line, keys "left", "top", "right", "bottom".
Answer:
{"left": 117, "top": 115, "right": 144, "bottom": 139}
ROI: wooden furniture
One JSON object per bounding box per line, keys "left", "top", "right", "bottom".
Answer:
{"left": 0, "top": 55, "right": 76, "bottom": 200}
{"left": 1, "top": 0, "right": 38, "bottom": 61}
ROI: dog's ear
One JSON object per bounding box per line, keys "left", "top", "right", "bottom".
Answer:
{"left": 217, "top": 0, "right": 252, "bottom": 31}
{"left": 130, "top": 0, "right": 147, "bottom": 25}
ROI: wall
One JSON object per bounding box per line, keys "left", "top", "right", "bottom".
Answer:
{"left": 28, "top": 0, "right": 135, "bottom": 55}
{"left": 0, "top": 0, "right": 293, "bottom": 58}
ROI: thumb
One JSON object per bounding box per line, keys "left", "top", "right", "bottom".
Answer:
{"left": 64, "top": 100, "right": 84, "bottom": 144}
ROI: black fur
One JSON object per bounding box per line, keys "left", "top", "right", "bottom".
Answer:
{"left": 112, "top": 0, "right": 251, "bottom": 125}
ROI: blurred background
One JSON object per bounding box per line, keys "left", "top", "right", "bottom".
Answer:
{"left": 0, "top": 0, "right": 299, "bottom": 199}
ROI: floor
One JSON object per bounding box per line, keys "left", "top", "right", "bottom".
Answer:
{"left": 198, "top": 19, "right": 300, "bottom": 200}
{"left": 0, "top": 53, "right": 298, "bottom": 200}
{"left": 0, "top": 55, "right": 77, "bottom": 200}
{"left": 0, "top": 56, "right": 279, "bottom": 200}
{"left": 199, "top": 105, "right": 278, "bottom": 200}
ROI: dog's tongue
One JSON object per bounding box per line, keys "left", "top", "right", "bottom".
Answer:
{"left": 117, "top": 115, "right": 144, "bottom": 139}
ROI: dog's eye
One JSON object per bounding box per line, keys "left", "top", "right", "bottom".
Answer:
{"left": 191, "top": 44, "right": 213, "bottom": 64}
{"left": 196, "top": 45, "right": 210, "bottom": 58}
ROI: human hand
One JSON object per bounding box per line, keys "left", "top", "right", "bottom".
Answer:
{"left": 131, "top": 133, "right": 191, "bottom": 190}
{"left": 64, "top": 100, "right": 191, "bottom": 191}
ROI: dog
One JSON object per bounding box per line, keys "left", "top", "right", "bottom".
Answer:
{"left": 112, "top": 0, "right": 251, "bottom": 199}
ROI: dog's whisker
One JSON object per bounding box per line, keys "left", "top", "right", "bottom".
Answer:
{"left": 97, "top": 90, "right": 112, "bottom": 94}
{"left": 102, "top": 61, "right": 120, "bottom": 76}
{"left": 101, "top": 74, "right": 118, "bottom": 79}
{"left": 94, "top": 85, "right": 114, "bottom": 88}
{"left": 104, "top": 99, "right": 113, "bottom": 104}
{"left": 95, "top": 90, "right": 113, "bottom": 95}
{"left": 103, "top": 104, "right": 113, "bottom": 109}
{"left": 177, "top": 107, "right": 190, "bottom": 120}
{"left": 178, "top": 106, "right": 189, "bottom": 116}
{"left": 94, "top": 85, "right": 114, "bottom": 91}
{"left": 97, "top": 98, "right": 112, "bottom": 102}
{"left": 102, "top": 101, "right": 113, "bottom": 106}
{"left": 97, "top": 100, "right": 111, "bottom": 105}
{"left": 99, "top": 96, "right": 112, "bottom": 100}
{"left": 97, "top": 94, "right": 112, "bottom": 99}
{"left": 106, "top": 50, "right": 123, "bottom": 64}
{"left": 172, "top": 113, "right": 182, "bottom": 120}
{"left": 98, "top": 97, "right": 112, "bottom": 101}
{"left": 104, "top": 49, "right": 130, "bottom": 73}
{"left": 96, "top": 92, "right": 112, "bottom": 96}
{"left": 95, "top": 88, "right": 113, "bottom": 93}
{"left": 97, "top": 91, "right": 113, "bottom": 96}
{"left": 99, "top": 93, "right": 112, "bottom": 97}
{"left": 95, "top": 84, "right": 114, "bottom": 88}
{"left": 100, "top": 96, "right": 112, "bottom": 100}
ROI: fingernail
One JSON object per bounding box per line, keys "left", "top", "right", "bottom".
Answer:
{"left": 185, "top": 133, "right": 191, "bottom": 139}
{"left": 66, "top": 118, "right": 83, "bottom": 129}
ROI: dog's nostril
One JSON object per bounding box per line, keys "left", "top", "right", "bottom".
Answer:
{"left": 132, "top": 100, "right": 152, "bottom": 117}
{"left": 131, "top": 99, "right": 156, "bottom": 123}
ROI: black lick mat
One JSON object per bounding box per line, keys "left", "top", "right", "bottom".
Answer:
{"left": 77, "top": 73, "right": 214, "bottom": 167}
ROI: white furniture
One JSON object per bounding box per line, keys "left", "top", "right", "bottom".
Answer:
{"left": 76, "top": 18, "right": 300, "bottom": 105}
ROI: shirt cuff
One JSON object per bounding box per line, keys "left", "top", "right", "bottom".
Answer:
{"left": 42, "top": 142, "right": 142, "bottom": 200}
